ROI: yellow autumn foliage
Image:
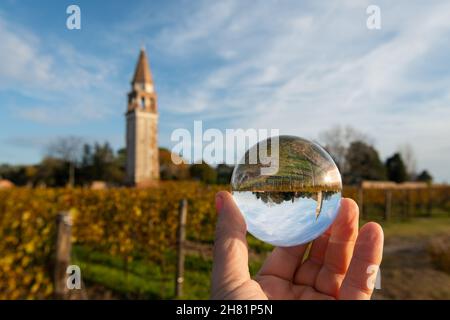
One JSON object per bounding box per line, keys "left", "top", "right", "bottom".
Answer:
{"left": 0, "top": 182, "right": 448, "bottom": 299}
{"left": 0, "top": 182, "right": 223, "bottom": 299}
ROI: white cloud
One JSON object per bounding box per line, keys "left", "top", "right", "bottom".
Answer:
{"left": 1, "top": 1, "right": 449, "bottom": 181}
{"left": 0, "top": 13, "right": 120, "bottom": 124}
{"left": 15, "top": 99, "right": 114, "bottom": 125}
{"left": 0, "top": 16, "right": 53, "bottom": 87}
{"left": 150, "top": 0, "right": 450, "bottom": 181}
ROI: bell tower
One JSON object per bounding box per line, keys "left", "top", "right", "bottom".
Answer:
{"left": 126, "top": 48, "right": 159, "bottom": 186}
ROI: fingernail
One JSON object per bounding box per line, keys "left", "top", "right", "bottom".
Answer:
{"left": 215, "top": 194, "right": 224, "bottom": 213}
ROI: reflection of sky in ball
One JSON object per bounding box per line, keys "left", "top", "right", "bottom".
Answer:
{"left": 233, "top": 192, "right": 341, "bottom": 247}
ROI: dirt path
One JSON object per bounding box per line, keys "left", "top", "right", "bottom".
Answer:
{"left": 372, "top": 236, "right": 450, "bottom": 300}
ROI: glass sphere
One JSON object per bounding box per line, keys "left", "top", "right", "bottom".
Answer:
{"left": 231, "top": 135, "right": 342, "bottom": 247}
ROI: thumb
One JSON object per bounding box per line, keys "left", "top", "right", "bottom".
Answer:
{"left": 211, "top": 191, "right": 251, "bottom": 299}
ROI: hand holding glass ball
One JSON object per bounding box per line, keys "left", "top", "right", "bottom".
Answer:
{"left": 211, "top": 136, "right": 384, "bottom": 300}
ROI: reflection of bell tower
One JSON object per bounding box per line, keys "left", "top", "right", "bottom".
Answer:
{"left": 126, "top": 48, "right": 159, "bottom": 186}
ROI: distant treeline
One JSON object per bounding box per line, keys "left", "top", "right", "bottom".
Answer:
{"left": 0, "top": 128, "right": 434, "bottom": 187}
{"left": 318, "top": 126, "right": 433, "bottom": 185}
{"left": 0, "top": 139, "right": 233, "bottom": 187}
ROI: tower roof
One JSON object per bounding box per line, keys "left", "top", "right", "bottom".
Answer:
{"left": 132, "top": 48, "right": 153, "bottom": 84}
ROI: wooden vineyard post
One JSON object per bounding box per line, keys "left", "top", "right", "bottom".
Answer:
{"left": 409, "top": 189, "right": 415, "bottom": 217}
{"left": 54, "top": 212, "right": 72, "bottom": 300}
{"left": 175, "top": 199, "right": 187, "bottom": 298}
{"left": 405, "top": 190, "right": 411, "bottom": 218}
{"left": 384, "top": 189, "right": 392, "bottom": 221}
{"left": 427, "top": 185, "right": 433, "bottom": 217}
{"left": 400, "top": 189, "right": 407, "bottom": 218}
{"left": 358, "top": 186, "right": 364, "bottom": 219}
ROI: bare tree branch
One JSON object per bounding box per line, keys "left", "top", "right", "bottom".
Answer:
{"left": 46, "top": 136, "right": 84, "bottom": 186}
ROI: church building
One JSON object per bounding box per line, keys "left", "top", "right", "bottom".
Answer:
{"left": 125, "top": 49, "right": 160, "bottom": 186}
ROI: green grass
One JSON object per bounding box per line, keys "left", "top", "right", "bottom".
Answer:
{"left": 364, "top": 213, "right": 450, "bottom": 239}
{"left": 73, "top": 214, "right": 450, "bottom": 299}
{"left": 72, "top": 245, "right": 264, "bottom": 299}
{"left": 72, "top": 246, "right": 173, "bottom": 299}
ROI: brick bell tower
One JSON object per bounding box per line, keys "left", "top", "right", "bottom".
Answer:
{"left": 126, "top": 48, "right": 159, "bottom": 186}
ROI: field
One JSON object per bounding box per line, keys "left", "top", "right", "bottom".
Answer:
{"left": 0, "top": 182, "right": 449, "bottom": 299}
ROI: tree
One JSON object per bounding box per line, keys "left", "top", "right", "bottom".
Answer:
{"left": 416, "top": 170, "right": 433, "bottom": 184}
{"left": 115, "top": 148, "right": 127, "bottom": 180}
{"left": 399, "top": 144, "right": 417, "bottom": 180}
{"left": 318, "top": 125, "right": 373, "bottom": 174}
{"left": 345, "top": 141, "right": 386, "bottom": 185}
{"left": 92, "top": 142, "right": 115, "bottom": 180}
{"left": 81, "top": 144, "right": 93, "bottom": 168}
{"left": 24, "top": 166, "right": 37, "bottom": 185}
{"left": 0, "top": 164, "right": 28, "bottom": 186}
{"left": 78, "top": 142, "right": 125, "bottom": 185}
{"left": 46, "top": 136, "right": 83, "bottom": 187}
{"left": 216, "top": 164, "right": 234, "bottom": 184}
{"left": 385, "top": 153, "right": 407, "bottom": 183}
{"left": 159, "top": 147, "right": 189, "bottom": 180}
{"left": 189, "top": 162, "right": 217, "bottom": 184}
{"left": 35, "top": 157, "right": 67, "bottom": 187}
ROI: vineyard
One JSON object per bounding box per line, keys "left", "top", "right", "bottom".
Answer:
{"left": 0, "top": 182, "right": 449, "bottom": 299}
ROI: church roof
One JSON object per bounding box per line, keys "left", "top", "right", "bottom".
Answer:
{"left": 132, "top": 48, "right": 153, "bottom": 84}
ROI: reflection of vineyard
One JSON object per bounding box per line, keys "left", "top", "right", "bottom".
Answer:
{"left": 252, "top": 190, "right": 339, "bottom": 205}
{"left": 233, "top": 136, "right": 341, "bottom": 192}
{"left": 234, "top": 175, "right": 341, "bottom": 192}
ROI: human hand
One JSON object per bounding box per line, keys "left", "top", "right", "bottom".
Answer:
{"left": 211, "top": 191, "right": 383, "bottom": 300}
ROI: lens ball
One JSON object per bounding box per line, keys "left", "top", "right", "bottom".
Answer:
{"left": 231, "top": 135, "right": 342, "bottom": 247}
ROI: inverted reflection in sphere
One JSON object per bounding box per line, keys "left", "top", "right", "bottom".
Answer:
{"left": 231, "top": 135, "right": 342, "bottom": 247}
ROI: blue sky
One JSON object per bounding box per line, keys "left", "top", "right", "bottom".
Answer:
{"left": 0, "top": 0, "right": 449, "bottom": 182}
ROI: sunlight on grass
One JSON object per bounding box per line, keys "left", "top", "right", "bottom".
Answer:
{"left": 378, "top": 216, "right": 450, "bottom": 238}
